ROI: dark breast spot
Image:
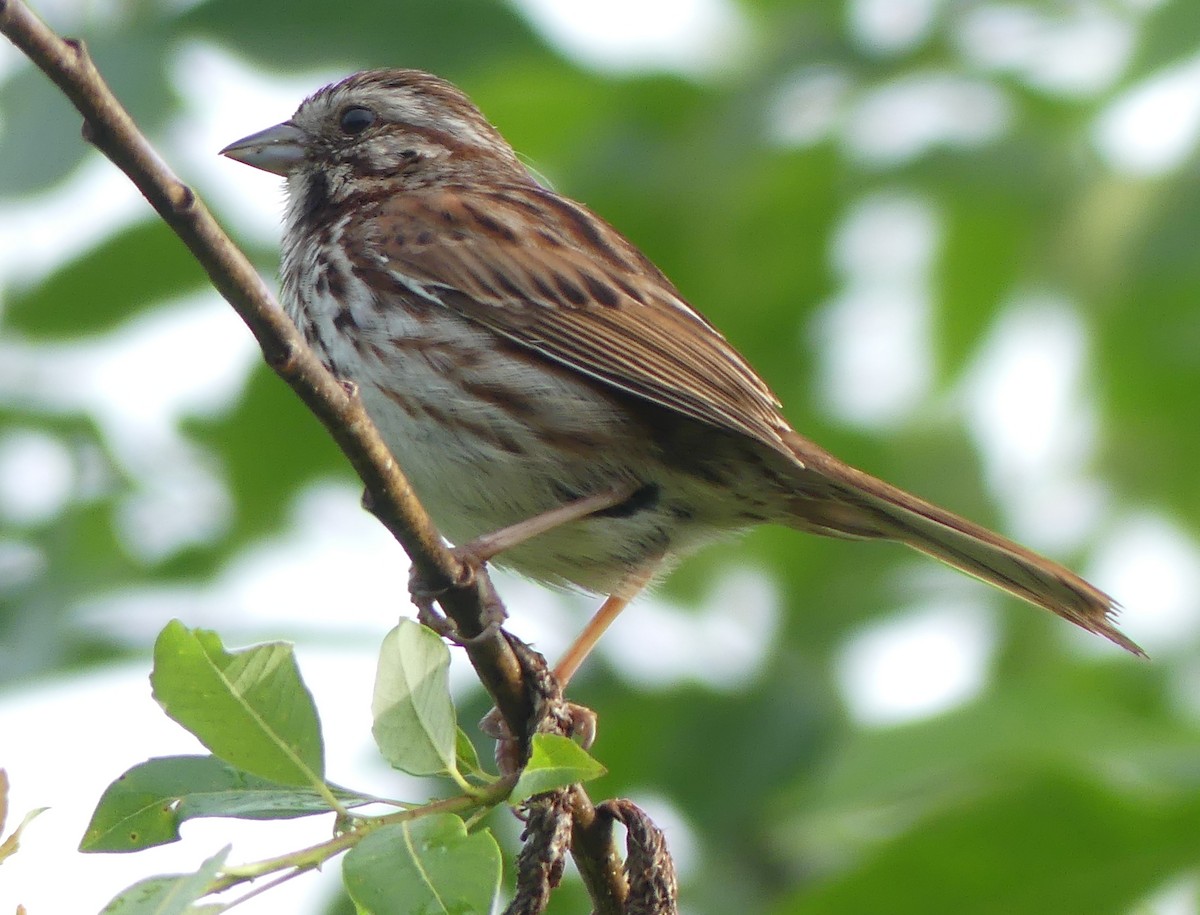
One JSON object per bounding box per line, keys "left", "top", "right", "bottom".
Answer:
{"left": 327, "top": 268, "right": 347, "bottom": 299}
{"left": 332, "top": 308, "right": 358, "bottom": 331}
{"left": 297, "top": 172, "right": 330, "bottom": 225}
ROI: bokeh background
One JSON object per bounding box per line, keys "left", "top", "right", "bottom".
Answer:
{"left": 3, "top": 0, "right": 1200, "bottom": 912}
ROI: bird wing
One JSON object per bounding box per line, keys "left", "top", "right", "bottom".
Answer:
{"left": 343, "top": 182, "right": 1145, "bottom": 658}
{"left": 351, "top": 183, "right": 796, "bottom": 454}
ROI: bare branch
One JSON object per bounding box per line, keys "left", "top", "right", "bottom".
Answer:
{"left": 0, "top": 0, "right": 534, "bottom": 735}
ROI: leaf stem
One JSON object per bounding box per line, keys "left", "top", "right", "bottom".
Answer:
{"left": 210, "top": 777, "right": 516, "bottom": 894}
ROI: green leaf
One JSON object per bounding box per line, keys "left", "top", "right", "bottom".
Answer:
{"left": 180, "top": 0, "right": 551, "bottom": 76}
{"left": 371, "top": 620, "right": 458, "bottom": 777}
{"left": 0, "top": 64, "right": 91, "bottom": 194}
{"left": 4, "top": 220, "right": 207, "bottom": 337}
{"left": 343, "top": 814, "right": 501, "bottom": 915}
{"left": 455, "top": 727, "right": 489, "bottom": 782}
{"left": 511, "top": 734, "right": 607, "bottom": 802}
{"left": 150, "top": 621, "right": 324, "bottom": 786}
{"left": 99, "top": 846, "right": 229, "bottom": 915}
{"left": 0, "top": 23, "right": 176, "bottom": 195}
{"left": 81, "top": 755, "right": 376, "bottom": 852}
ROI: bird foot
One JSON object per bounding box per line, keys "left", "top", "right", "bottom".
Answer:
{"left": 407, "top": 552, "right": 505, "bottom": 644}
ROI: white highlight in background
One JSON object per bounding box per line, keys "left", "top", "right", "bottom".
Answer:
{"left": 958, "top": 296, "right": 1106, "bottom": 553}
{"left": 1088, "top": 513, "right": 1200, "bottom": 654}
{"left": 813, "top": 193, "right": 938, "bottom": 428}
{"left": 601, "top": 567, "right": 781, "bottom": 690}
{"left": 768, "top": 66, "right": 852, "bottom": 148}
{"left": 849, "top": 0, "right": 943, "bottom": 55}
{"left": 843, "top": 72, "right": 1010, "bottom": 166}
{"left": 1094, "top": 52, "right": 1200, "bottom": 177}
{"left": 514, "top": 0, "right": 748, "bottom": 76}
{"left": 836, "top": 600, "right": 995, "bottom": 726}
{"left": 0, "top": 429, "right": 75, "bottom": 525}
{"left": 954, "top": 2, "right": 1135, "bottom": 97}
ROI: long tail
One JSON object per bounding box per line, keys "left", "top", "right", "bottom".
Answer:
{"left": 784, "top": 436, "right": 1144, "bottom": 657}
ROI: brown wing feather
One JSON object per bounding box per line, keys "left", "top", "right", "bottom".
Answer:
{"left": 353, "top": 184, "right": 796, "bottom": 455}
{"left": 784, "top": 442, "right": 1144, "bottom": 656}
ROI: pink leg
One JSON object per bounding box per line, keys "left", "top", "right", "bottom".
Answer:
{"left": 553, "top": 564, "right": 659, "bottom": 686}
{"left": 460, "top": 485, "right": 637, "bottom": 563}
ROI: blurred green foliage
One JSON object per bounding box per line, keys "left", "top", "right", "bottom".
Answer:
{"left": 3, "top": 1, "right": 1199, "bottom": 913}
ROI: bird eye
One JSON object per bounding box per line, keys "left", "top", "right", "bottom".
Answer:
{"left": 339, "top": 106, "right": 376, "bottom": 134}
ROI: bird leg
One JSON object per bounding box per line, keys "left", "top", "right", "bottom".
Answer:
{"left": 455, "top": 484, "right": 641, "bottom": 567}
{"left": 534, "top": 564, "right": 658, "bottom": 748}
{"left": 406, "top": 484, "right": 640, "bottom": 642}
{"left": 442, "top": 489, "right": 660, "bottom": 686}
{"left": 553, "top": 564, "right": 658, "bottom": 687}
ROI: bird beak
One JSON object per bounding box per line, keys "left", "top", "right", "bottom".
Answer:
{"left": 220, "top": 121, "right": 307, "bottom": 176}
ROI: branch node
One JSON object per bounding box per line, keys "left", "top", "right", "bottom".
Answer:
{"left": 172, "top": 183, "right": 196, "bottom": 212}
{"left": 452, "top": 556, "right": 477, "bottom": 589}
{"left": 63, "top": 35, "right": 87, "bottom": 66}
{"left": 264, "top": 338, "right": 300, "bottom": 372}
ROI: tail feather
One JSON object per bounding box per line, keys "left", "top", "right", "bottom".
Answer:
{"left": 786, "top": 441, "right": 1144, "bottom": 657}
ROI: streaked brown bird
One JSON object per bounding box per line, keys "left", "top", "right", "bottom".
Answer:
{"left": 222, "top": 69, "right": 1141, "bottom": 678}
